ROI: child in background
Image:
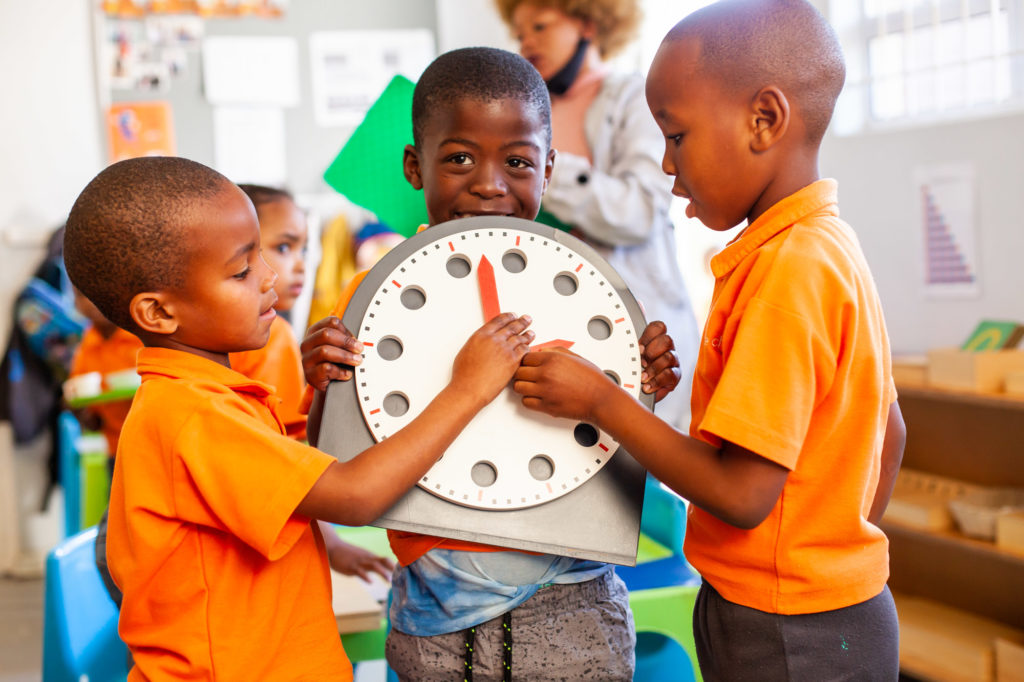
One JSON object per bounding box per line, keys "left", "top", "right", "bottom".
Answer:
{"left": 301, "top": 47, "right": 683, "bottom": 681}
{"left": 68, "top": 287, "right": 142, "bottom": 458}
{"left": 512, "top": 1, "right": 906, "bottom": 679}
{"left": 232, "top": 183, "right": 393, "bottom": 581}
{"left": 64, "top": 155, "right": 536, "bottom": 681}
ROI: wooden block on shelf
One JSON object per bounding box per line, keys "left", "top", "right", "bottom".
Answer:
{"left": 885, "top": 468, "right": 978, "bottom": 532}
{"left": 927, "top": 348, "right": 1024, "bottom": 393}
{"left": 893, "top": 354, "right": 929, "bottom": 387}
{"left": 331, "top": 570, "right": 385, "bottom": 635}
{"left": 997, "top": 512, "right": 1024, "bottom": 556}
{"left": 1006, "top": 371, "right": 1024, "bottom": 397}
{"left": 997, "top": 638, "right": 1024, "bottom": 682}
{"left": 894, "top": 593, "right": 1024, "bottom": 682}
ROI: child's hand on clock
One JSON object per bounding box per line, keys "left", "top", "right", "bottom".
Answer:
{"left": 450, "top": 312, "right": 535, "bottom": 407}
{"left": 301, "top": 316, "right": 367, "bottom": 392}
{"left": 513, "top": 348, "right": 610, "bottom": 422}
{"left": 639, "top": 321, "right": 682, "bottom": 402}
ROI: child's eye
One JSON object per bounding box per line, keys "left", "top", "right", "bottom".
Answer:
{"left": 669, "top": 133, "right": 685, "bottom": 147}
{"left": 274, "top": 243, "right": 291, "bottom": 255}
{"left": 507, "top": 157, "right": 533, "bottom": 169}
{"left": 234, "top": 266, "right": 252, "bottom": 280}
{"left": 448, "top": 153, "right": 472, "bottom": 165}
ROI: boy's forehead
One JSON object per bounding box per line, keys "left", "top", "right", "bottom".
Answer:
{"left": 420, "top": 96, "right": 547, "bottom": 144}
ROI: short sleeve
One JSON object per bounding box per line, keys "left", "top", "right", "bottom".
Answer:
{"left": 170, "top": 396, "right": 334, "bottom": 560}
{"left": 698, "top": 297, "right": 833, "bottom": 470}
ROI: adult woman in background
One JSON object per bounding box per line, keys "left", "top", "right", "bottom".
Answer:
{"left": 495, "top": 0, "right": 700, "bottom": 429}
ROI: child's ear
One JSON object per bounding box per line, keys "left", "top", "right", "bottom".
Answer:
{"left": 403, "top": 144, "right": 423, "bottom": 190}
{"left": 749, "top": 86, "right": 789, "bottom": 153}
{"left": 541, "top": 148, "right": 556, "bottom": 194}
{"left": 129, "top": 291, "right": 178, "bottom": 336}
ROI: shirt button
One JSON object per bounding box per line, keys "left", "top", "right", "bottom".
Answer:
{"left": 576, "top": 173, "right": 589, "bottom": 185}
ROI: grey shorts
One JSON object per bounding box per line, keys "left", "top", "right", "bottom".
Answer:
{"left": 694, "top": 580, "right": 899, "bottom": 681}
{"left": 385, "top": 570, "right": 636, "bottom": 681}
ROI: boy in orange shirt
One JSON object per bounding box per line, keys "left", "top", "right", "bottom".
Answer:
{"left": 512, "top": 1, "right": 907, "bottom": 679}
{"left": 63, "top": 155, "right": 536, "bottom": 681}
{"left": 301, "top": 47, "right": 683, "bottom": 681}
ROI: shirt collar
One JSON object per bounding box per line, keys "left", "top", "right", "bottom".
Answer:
{"left": 710, "top": 179, "right": 839, "bottom": 279}
{"left": 135, "top": 346, "right": 275, "bottom": 398}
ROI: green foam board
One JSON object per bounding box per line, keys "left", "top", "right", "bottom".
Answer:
{"left": 323, "top": 75, "right": 426, "bottom": 237}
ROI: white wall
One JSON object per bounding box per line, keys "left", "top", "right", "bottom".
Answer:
{"left": 821, "top": 113, "right": 1024, "bottom": 354}
{"left": 0, "top": 2, "right": 103, "bottom": 340}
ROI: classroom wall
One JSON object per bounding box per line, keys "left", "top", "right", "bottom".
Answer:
{"left": 820, "top": 113, "right": 1024, "bottom": 354}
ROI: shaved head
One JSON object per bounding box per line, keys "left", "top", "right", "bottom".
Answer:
{"left": 665, "top": 0, "right": 845, "bottom": 143}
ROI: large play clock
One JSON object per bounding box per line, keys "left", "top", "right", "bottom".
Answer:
{"left": 315, "top": 216, "right": 652, "bottom": 564}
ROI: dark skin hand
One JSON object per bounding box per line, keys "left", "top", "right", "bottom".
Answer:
{"left": 318, "top": 520, "right": 395, "bottom": 583}
{"left": 301, "top": 316, "right": 366, "bottom": 392}
{"left": 513, "top": 348, "right": 789, "bottom": 529}
{"left": 637, "top": 320, "right": 681, "bottom": 401}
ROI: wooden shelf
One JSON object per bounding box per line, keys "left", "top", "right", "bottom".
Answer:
{"left": 882, "top": 519, "right": 1024, "bottom": 568}
{"left": 883, "top": 520, "right": 1024, "bottom": 630}
{"left": 896, "top": 383, "right": 1024, "bottom": 411}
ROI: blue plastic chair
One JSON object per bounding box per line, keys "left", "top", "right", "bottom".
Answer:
{"left": 618, "top": 475, "right": 702, "bottom": 682}
{"left": 42, "top": 526, "right": 129, "bottom": 682}
{"left": 57, "top": 412, "right": 83, "bottom": 537}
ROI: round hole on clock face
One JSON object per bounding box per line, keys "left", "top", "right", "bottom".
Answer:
{"left": 377, "top": 336, "right": 403, "bottom": 361}
{"left": 573, "top": 423, "right": 600, "bottom": 447}
{"left": 382, "top": 392, "right": 410, "bottom": 417}
{"left": 553, "top": 272, "right": 578, "bottom": 296}
{"left": 446, "top": 254, "right": 471, "bottom": 278}
{"left": 400, "top": 285, "right": 426, "bottom": 310}
{"left": 587, "top": 316, "right": 612, "bottom": 341}
{"left": 528, "top": 455, "right": 554, "bottom": 481}
{"left": 470, "top": 461, "right": 498, "bottom": 487}
{"left": 604, "top": 370, "right": 620, "bottom": 386}
{"left": 501, "top": 249, "right": 527, "bottom": 273}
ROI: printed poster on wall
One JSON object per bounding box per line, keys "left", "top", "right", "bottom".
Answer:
{"left": 914, "top": 163, "right": 980, "bottom": 298}
{"left": 309, "top": 29, "right": 435, "bottom": 128}
{"left": 107, "top": 101, "right": 176, "bottom": 162}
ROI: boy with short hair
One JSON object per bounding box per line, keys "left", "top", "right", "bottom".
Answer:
{"left": 512, "top": 1, "right": 907, "bottom": 678}
{"left": 301, "top": 47, "right": 682, "bottom": 681}
{"left": 63, "top": 155, "right": 536, "bottom": 681}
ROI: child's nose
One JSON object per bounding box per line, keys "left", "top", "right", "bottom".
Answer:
{"left": 258, "top": 254, "right": 278, "bottom": 292}
{"left": 470, "top": 163, "right": 508, "bottom": 198}
{"left": 661, "top": 147, "right": 677, "bottom": 176}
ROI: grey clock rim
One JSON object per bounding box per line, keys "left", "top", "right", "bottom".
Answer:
{"left": 316, "top": 215, "right": 651, "bottom": 566}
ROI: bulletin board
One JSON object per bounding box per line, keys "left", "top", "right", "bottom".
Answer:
{"left": 93, "top": 2, "right": 440, "bottom": 195}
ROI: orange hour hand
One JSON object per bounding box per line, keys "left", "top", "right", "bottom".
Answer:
{"left": 477, "top": 255, "right": 501, "bottom": 321}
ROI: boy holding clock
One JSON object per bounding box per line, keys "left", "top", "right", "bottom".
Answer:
{"left": 301, "top": 47, "right": 681, "bottom": 680}
{"left": 63, "top": 155, "right": 537, "bottom": 681}
{"left": 513, "top": 1, "right": 907, "bottom": 679}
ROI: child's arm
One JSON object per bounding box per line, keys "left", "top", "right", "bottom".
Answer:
{"left": 317, "top": 520, "right": 395, "bottom": 582}
{"left": 513, "top": 349, "right": 789, "bottom": 530}
{"left": 868, "top": 400, "right": 905, "bottom": 525}
{"left": 297, "top": 312, "right": 535, "bottom": 527}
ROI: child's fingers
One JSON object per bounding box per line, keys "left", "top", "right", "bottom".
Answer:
{"left": 638, "top": 320, "right": 669, "bottom": 349}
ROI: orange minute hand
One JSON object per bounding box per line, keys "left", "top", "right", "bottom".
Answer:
{"left": 477, "top": 255, "right": 501, "bottom": 321}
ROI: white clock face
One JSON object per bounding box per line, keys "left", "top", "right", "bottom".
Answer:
{"left": 353, "top": 218, "right": 645, "bottom": 510}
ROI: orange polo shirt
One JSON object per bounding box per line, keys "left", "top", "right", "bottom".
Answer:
{"left": 69, "top": 326, "right": 143, "bottom": 454}
{"left": 685, "top": 180, "right": 895, "bottom": 615}
{"left": 231, "top": 314, "right": 306, "bottom": 440}
{"left": 108, "top": 347, "right": 351, "bottom": 681}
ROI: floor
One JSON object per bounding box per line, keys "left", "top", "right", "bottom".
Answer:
{"left": 0, "top": 576, "right": 44, "bottom": 682}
